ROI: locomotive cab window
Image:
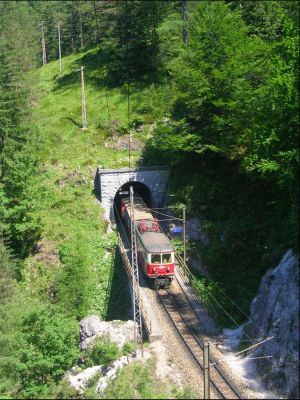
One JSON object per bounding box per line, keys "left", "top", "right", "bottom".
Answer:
{"left": 162, "top": 253, "right": 172, "bottom": 263}
{"left": 151, "top": 254, "right": 161, "bottom": 264}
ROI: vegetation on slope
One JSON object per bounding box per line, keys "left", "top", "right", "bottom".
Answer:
{"left": 141, "top": 1, "right": 299, "bottom": 325}
{"left": 0, "top": 0, "right": 298, "bottom": 397}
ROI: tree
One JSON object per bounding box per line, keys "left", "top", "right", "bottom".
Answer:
{"left": 104, "top": 1, "right": 175, "bottom": 83}
{"left": 0, "top": 1, "right": 41, "bottom": 257}
{"left": 17, "top": 305, "right": 79, "bottom": 398}
{"left": 172, "top": 1, "right": 299, "bottom": 187}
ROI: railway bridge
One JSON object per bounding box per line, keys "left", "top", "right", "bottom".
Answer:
{"left": 95, "top": 166, "right": 169, "bottom": 222}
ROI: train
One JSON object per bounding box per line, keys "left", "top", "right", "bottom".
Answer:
{"left": 120, "top": 193, "right": 175, "bottom": 289}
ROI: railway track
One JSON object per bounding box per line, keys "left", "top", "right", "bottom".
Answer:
{"left": 116, "top": 205, "right": 241, "bottom": 398}
{"left": 157, "top": 286, "right": 241, "bottom": 399}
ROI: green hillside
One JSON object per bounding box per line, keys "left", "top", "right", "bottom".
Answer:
{"left": 26, "top": 47, "right": 138, "bottom": 318}
{"left": 0, "top": 1, "right": 298, "bottom": 398}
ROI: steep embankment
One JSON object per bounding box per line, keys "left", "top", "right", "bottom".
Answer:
{"left": 26, "top": 46, "right": 137, "bottom": 319}
{"left": 22, "top": 47, "right": 187, "bottom": 399}
{"left": 2, "top": 46, "right": 149, "bottom": 398}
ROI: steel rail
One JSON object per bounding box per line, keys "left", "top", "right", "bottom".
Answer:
{"left": 157, "top": 289, "right": 241, "bottom": 400}
{"left": 115, "top": 202, "right": 240, "bottom": 398}
{"left": 167, "top": 284, "right": 242, "bottom": 399}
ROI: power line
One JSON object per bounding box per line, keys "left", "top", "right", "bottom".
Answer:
{"left": 125, "top": 0, "right": 131, "bottom": 171}
{"left": 142, "top": 206, "right": 183, "bottom": 222}
{"left": 156, "top": 214, "right": 270, "bottom": 359}
{"left": 210, "top": 355, "right": 273, "bottom": 367}
{"left": 151, "top": 205, "right": 273, "bottom": 342}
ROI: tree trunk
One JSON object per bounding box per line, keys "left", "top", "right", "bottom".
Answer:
{"left": 93, "top": 0, "right": 100, "bottom": 42}
{"left": 182, "top": 0, "right": 188, "bottom": 45}
{"left": 79, "top": 12, "right": 84, "bottom": 48}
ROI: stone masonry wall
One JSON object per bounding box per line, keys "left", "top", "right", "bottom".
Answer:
{"left": 96, "top": 167, "right": 169, "bottom": 221}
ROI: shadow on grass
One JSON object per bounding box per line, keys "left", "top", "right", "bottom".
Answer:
{"left": 52, "top": 46, "right": 105, "bottom": 92}
{"left": 104, "top": 247, "right": 132, "bottom": 321}
{"left": 52, "top": 44, "right": 166, "bottom": 96}
{"left": 66, "top": 116, "right": 82, "bottom": 128}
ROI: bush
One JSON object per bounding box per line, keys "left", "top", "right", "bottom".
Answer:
{"left": 122, "top": 341, "right": 136, "bottom": 355}
{"left": 48, "top": 377, "right": 79, "bottom": 399}
{"left": 16, "top": 305, "right": 79, "bottom": 398}
{"left": 86, "top": 337, "right": 120, "bottom": 367}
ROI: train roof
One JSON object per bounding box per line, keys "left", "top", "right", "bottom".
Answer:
{"left": 136, "top": 230, "right": 174, "bottom": 253}
{"left": 122, "top": 195, "right": 154, "bottom": 221}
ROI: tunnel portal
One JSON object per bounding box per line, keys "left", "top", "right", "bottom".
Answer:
{"left": 113, "top": 181, "right": 152, "bottom": 223}
{"left": 95, "top": 167, "right": 169, "bottom": 222}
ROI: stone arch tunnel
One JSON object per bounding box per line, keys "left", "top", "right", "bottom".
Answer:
{"left": 95, "top": 167, "right": 169, "bottom": 222}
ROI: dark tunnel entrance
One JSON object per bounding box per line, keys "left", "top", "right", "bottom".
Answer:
{"left": 113, "top": 181, "right": 152, "bottom": 223}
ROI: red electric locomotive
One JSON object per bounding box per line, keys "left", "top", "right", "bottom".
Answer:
{"left": 120, "top": 194, "right": 175, "bottom": 289}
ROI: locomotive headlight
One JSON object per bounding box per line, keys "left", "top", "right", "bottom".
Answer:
{"left": 167, "top": 267, "right": 170, "bottom": 272}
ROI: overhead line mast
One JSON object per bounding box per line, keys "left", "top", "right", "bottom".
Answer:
{"left": 130, "top": 186, "right": 143, "bottom": 356}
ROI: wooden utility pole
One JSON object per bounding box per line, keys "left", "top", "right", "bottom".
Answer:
{"left": 41, "top": 22, "right": 47, "bottom": 65}
{"left": 183, "top": 205, "right": 187, "bottom": 273}
{"left": 182, "top": 0, "right": 188, "bottom": 45}
{"left": 56, "top": 22, "right": 62, "bottom": 74}
{"left": 204, "top": 342, "right": 211, "bottom": 399}
{"left": 80, "top": 66, "right": 87, "bottom": 129}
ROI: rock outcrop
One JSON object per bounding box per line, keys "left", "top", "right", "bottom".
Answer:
{"left": 96, "top": 356, "right": 129, "bottom": 395}
{"left": 68, "top": 365, "right": 103, "bottom": 393}
{"left": 68, "top": 357, "right": 130, "bottom": 395}
{"left": 247, "top": 250, "right": 299, "bottom": 398}
{"left": 79, "top": 315, "right": 136, "bottom": 350}
{"left": 67, "top": 317, "right": 139, "bottom": 396}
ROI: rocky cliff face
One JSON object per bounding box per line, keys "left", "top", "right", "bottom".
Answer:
{"left": 247, "top": 250, "right": 299, "bottom": 398}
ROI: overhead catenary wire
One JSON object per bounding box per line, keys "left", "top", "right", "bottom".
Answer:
{"left": 99, "top": 8, "right": 298, "bottom": 388}
{"left": 152, "top": 206, "right": 278, "bottom": 353}
{"left": 142, "top": 206, "right": 183, "bottom": 222}
{"left": 114, "top": 203, "right": 297, "bottom": 386}
{"left": 155, "top": 208, "right": 273, "bottom": 360}
{"left": 210, "top": 355, "right": 273, "bottom": 367}
{"left": 105, "top": 88, "right": 119, "bottom": 170}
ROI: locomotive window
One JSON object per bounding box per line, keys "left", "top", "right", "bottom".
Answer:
{"left": 162, "top": 253, "right": 172, "bottom": 263}
{"left": 151, "top": 254, "right": 161, "bottom": 264}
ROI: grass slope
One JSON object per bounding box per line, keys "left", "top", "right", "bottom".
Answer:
{"left": 24, "top": 46, "right": 141, "bottom": 319}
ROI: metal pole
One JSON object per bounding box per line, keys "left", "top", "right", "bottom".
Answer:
{"left": 130, "top": 186, "right": 143, "bottom": 357}
{"left": 41, "top": 22, "right": 47, "bottom": 65}
{"left": 56, "top": 23, "right": 62, "bottom": 74}
{"left": 130, "top": 186, "right": 137, "bottom": 344}
{"left": 204, "top": 342, "right": 210, "bottom": 399}
{"left": 183, "top": 205, "right": 186, "bottom": 273}
{"left": 81, "top": 66, "right": 87, "bottom": 129}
